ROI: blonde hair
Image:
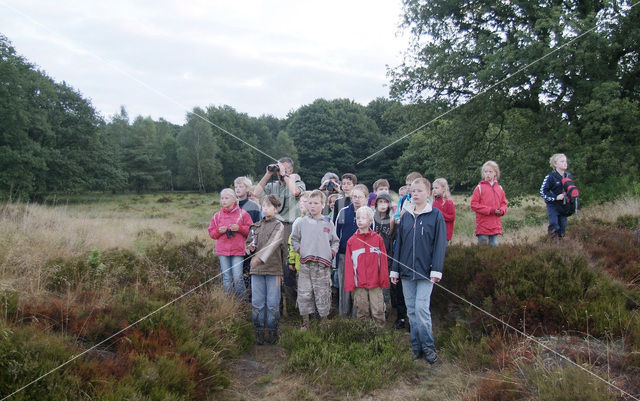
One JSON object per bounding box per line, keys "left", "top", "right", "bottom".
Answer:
{"left": 220, "top": 188, "right": 238, "bottom": 202}
{"left": 352, "top": 184, "right": 369, "bottom": 198}
{"left": 356, "top": 206, "right": 374, "bottom": 220}
{"left": 411, "top": 178, "right": 431, "bottom": 194}
{"left": 481, "top": 161, "right": 500, "bottom": 180}
{"left": 328, "top": 193, "right": 340, "bottom": 206}
{"left": 299, "top": 190, "right": 312, "bottom": 200}
{"left": 433, "top": 178, "right": 452, "bottom": 199}
{"left": 549, "top": 153, "right": 567, "bottom": 168}
{"left": 406, "top": 172, "right": 423, "bottom": 183}
{"left": 233, "top": 176, "right": 252, "bottom": 188}
{"left": 309, "top": 189, "right": 326, "bottom": 206}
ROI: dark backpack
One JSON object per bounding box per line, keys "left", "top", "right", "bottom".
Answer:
{"left": 558, "top": 177, "right": 579, "bottom": 216}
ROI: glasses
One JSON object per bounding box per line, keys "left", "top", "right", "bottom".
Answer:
{"left": 351, "top": 194, "right": 366, "bottom": 199}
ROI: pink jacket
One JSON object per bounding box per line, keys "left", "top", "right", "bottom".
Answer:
{"left": 470, "top": 180, "right": 508, "bottom": 236}
{"left": 208, "top": 206, "right": 253, "bottom": 256}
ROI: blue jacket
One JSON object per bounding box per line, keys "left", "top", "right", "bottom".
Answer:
{"left": 540, "top": 170, "right": 572, "bottom": 204}
{"left": 335, "top": 203, "right": 358, "bottom": 254}
{"left": 390, "top": 202, "right": 447, "bottom": 281}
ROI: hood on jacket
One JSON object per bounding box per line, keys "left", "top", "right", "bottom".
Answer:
{"left": 375, "top": 192, "right": 392, "bottom": 206}
{"left": 403, "top": 201, "right": 432, "bottom": 215}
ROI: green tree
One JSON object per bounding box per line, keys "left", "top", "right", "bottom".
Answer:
{"left": 390, "top": 0, "right": 640, "bottom": 198}
{"left": 0, "top": 35, "right": 126, "bottom": 199}
{"left": 287, "top": 99, "right": 384, "bottom": 188}
{"left": 177, "top": 108, "right": 222, "bottom": 192}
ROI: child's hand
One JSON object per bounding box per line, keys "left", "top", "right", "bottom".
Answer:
{"left": 218, "top": 226, "right": 227, "bottom": 233}
{"left": 390, "top": 277, "right": 398, "bottom": 285}
{"left": 229, "top": 224, "right": 239, "bottom": 231}
{"left": 248, "top": 245, "right": 256, "bottom": 253}
{"left": 288, "top": 264, "right": 296, "bottom": 271}
{"left": 331, "top": 250, "right": 336, "bottom": 258}
{"left": 494, "top": 209, "right": 503, "bottom": 216}
{"left": 250, "top": 257, "right": 262, "bottom": 268}
{"left": 556, "top": 194, "right": 565, "bottom": 201}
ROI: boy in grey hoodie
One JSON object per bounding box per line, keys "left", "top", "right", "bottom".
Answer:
{"left": 291, "top": 190, "right": 340, "bottom": 329}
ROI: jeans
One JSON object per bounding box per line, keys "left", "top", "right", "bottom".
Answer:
{"left": 219, "top": 255, "right": 245, "bottom": 296}
{"left": 477, "top": 234, "right": 498, "bottom": 247}
{"left": 402, "top": 279, "right": 435, "bottom": 354}
{"left": 251, "top": 274, "right": 281, "bottom": 330}
{"left": 546, "top": 203, "right": 568, "bottom": 237}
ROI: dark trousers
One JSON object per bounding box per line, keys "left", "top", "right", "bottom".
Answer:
{"left": 281, "top": 222, "right": 297, "bottom": 315}
{"left": 390, "top": 277, "right": 407, "bottom": 320}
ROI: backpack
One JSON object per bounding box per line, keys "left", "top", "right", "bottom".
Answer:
{"left": 558, "top": 177, "right": 579, "bottom": 216}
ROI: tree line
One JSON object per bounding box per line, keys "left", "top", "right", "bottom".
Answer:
{"left": 1, "top": 0, "right": 638, "bottom": 202}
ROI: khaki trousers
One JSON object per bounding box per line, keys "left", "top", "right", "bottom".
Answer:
{"left": 353, "top": 287, "right": 385, "bottom": 325}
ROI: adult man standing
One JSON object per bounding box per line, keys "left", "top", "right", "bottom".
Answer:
{"left": 254, "top": 157, "right": 306, "bottom": 314}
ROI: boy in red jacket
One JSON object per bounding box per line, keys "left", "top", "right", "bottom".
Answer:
{"left": 345, "top": 207, "right": 389, "bottom": 325}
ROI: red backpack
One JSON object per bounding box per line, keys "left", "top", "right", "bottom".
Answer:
{"left": 559, "top": 177, "right": 579, "bottom": 216}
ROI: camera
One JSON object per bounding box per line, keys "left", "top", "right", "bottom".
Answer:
{"left": 267, "top": 164, "right": 280, "bottom": 173}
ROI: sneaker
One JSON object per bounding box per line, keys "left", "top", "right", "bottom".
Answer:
{"left": 393, "top": 318, "right": 406, "bottom": 330}
{"left": 424, "top": 348, "right": 438, "bottom": 364}
{"left": 300, "top": 322, "right": 308, "bottom": 331}
{"left": 412, "top": 350, "right": 423, "bottom": 361}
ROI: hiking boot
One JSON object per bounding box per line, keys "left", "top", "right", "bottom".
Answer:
{"left": 393, "top": 318, "right": 406, "bottom": 330}
{"left": 267, "top": 329, "right": 278, "bottom": 345}
{"left": 255, "top": 329, "right": 265, "bottom": 345}
{"left": 424, "top": 348, "right": 438, "bottom": 364}
{"left": 412, "top": 350, "right": 423, "bottom": 361}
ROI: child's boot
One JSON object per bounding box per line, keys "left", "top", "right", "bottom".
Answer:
{"left": 255, "top": 328, "right": 265, "bottom": 345}
{"left": 267, "top": 329, "right": 278, "bottom": 344}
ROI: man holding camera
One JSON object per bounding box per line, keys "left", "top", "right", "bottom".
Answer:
{"left": 254, "top": 157, "right": 306, "bottom": 315}
{"left": 319, "top": 172, "right": 341, "bottom": 215}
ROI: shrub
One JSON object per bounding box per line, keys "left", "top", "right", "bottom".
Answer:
{"left": 436, "top": 244, "right": 639, "bottom": 343}
{"left": 279, "top": 319, "right": 414, "bottom": 395}
{"left": 0, "top": 323, "right": 85, "bottom": 401}
{"left": 523, "top": 364, "right": 617, "bottom": 401}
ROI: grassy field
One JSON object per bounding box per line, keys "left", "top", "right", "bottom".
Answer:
{"left": 1, "top": 192, "right": 639, "bottom": 400}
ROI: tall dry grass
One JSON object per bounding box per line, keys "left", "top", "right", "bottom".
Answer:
{"left": 0, "top": 198, "right": 212, "bottom": 299}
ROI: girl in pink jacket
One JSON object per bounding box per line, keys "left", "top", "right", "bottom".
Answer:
{"left": 208, "top": 188, "right": 254, "bottom": 296}
{"left": 470, "top": 161, "right": 508, "bottom": 247}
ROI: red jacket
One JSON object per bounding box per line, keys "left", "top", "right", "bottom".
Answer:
{"left": 470, "top": 180, "right": 508, "bottom": 236}
{"left": 432, "top": 196, "right": 455, "bottom": 241}
{"left": 208, "top": 206, "right": 253, "bottom": 256}
{"left": 344, "top": 230, "right": 390, "bottom": 292}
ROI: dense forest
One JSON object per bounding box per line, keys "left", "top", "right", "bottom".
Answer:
{"left": 1, "top": 0, "right": 638, "bottom": 202}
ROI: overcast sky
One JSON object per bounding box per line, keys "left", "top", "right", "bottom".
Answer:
{"left": 1, "top": 0, "right": 408, "bottom": 124}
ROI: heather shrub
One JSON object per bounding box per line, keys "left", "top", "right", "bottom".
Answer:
{"left": 437, "top": 243, "right": 640, "bottom": 343}
{"left": 280, "top": 319, "right": 414, "bottom": 395}
{"left": 0, "top": 322, "right": 86, "bottom": 401}
{"left": 523, "top": 364, "right": 617, "bottom": 401}
{"left": 568, "top": 221, "right": 640, "bottom": 288}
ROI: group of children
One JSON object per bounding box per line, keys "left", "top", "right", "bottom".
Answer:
{"left": 209, "top": 159, "right": 590, "bottom": 362}
{"left": 206, "top": 155, "right": 579, "bottom": 363}
{"left": 207, "top": 169, "right": 460, "bottom": 348}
